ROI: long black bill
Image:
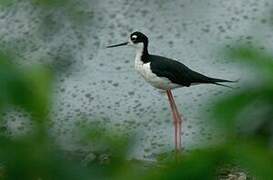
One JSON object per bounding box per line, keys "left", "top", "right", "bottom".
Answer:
{"left": 106, "top": 42, "right": 128, "bottom": 48}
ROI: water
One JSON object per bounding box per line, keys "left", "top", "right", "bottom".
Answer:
{"left": 1, "top": 0, "right": 272, "bottom": 159}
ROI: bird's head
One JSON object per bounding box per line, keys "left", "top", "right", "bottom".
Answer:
{"left": 107, "top": 31, "right": 149, "bottom": 50}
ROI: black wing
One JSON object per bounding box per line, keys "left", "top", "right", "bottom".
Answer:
{"left": 149, "top": 55, "right": 233, "bottom": 87}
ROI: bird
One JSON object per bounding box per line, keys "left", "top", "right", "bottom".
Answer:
{"left": 107, "top": 31, "right": 235, "bottom": 153}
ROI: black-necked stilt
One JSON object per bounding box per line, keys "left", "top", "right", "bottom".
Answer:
{"left": 107, "top": 31, "right": 235, "bottom": 152}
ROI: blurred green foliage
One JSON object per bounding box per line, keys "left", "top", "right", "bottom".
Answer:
{"left": 213, "top": 46, "right": 273, "bottom": 139}
{"left": 0, "top": 53, "right": 52, "bottom": 122}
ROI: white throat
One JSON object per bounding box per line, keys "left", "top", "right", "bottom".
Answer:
{"left": 134, "top": 43, "right": 145, "bottom": 69}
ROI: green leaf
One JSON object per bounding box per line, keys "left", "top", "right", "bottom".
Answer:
{"left": 0, "top": 54, "right": 52, "bottom": 122}
{"left": 226, "top": 46, "right": 273, "bottom": 76}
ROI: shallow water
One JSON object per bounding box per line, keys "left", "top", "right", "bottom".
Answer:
{"left": 1, "top": 0, "right": 272, "bottom": 159}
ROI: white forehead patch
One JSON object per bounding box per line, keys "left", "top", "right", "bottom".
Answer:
{"left": 132, "top": 35, "right": 137, "bottom": 39}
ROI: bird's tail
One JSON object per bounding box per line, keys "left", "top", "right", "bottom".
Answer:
{"left": 209, "top": 78, "right": 238, "bottom": 89}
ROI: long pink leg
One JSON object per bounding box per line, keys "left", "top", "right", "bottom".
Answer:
{"left": 166, "top": 90, "right": 178, "bottom": 151}
{"left": 168, "top": 90, "right": 182, "bottom": 151}
{"left": 167, "top": 90, "right": 182, "bottom": 151}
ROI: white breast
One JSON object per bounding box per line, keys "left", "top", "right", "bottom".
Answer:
{"left": 134, "top": 53, "right": 180, "bottom": 90}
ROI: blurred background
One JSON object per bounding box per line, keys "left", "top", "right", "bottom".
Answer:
{"left": 0, "top": 0, "right": 273, "bottom": 179}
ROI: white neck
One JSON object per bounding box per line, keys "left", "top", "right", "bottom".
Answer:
{"left": 135, "top": 43, "right": 144, "bottom": 57}
{"left": 134, "top": 43, "right": 145, "bottom": 68}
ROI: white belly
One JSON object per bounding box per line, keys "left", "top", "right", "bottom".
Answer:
{"left": 135, "top": 61, "right": 180, "bottom": 90}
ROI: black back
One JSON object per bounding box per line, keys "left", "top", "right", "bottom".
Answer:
{"left": 149, "top": 55, "right": 232, "bottom": 86}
